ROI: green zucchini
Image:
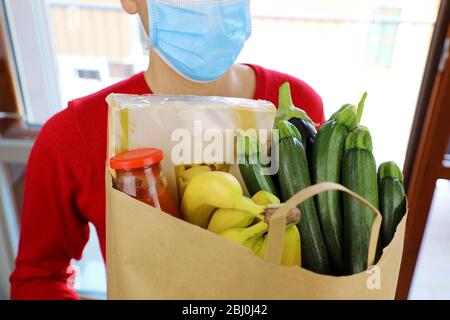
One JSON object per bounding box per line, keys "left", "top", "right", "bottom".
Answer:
{"left": 342, "top": 126, "right": 379, "bottom": 274}
{"left": 312, "top": 94, "right": 366, "bottom": 275}
{"left": 238, "top": 133, "right": 280, "bottom": 198}
{"left": 276, "top": 82, "right": 316, "bottom": 125}
{"left": 378, "top": 161, "right": 406, "bottom": 248}
{"left": 276, "top": 120, "right": 330, "bottom": 274}
{"left": 312, "top": 121, "right": 348, "bottom": 274}
{"left": 278, "top": 82, "right": 318, "bottom": 164}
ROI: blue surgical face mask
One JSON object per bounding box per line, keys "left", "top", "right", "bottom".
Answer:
{"left": 146, "top": 0, "right": 252, "bottom": 83}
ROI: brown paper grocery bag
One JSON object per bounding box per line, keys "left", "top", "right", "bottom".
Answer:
{"left": 106, "top": 170, "right": 408, "bottom": 300}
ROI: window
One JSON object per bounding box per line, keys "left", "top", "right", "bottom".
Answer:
{"left": 365, "top": 7, "right": 402, "bottom": 68}
{"left": 237, "top": 0, "right": 441, "bottom": 167}
{"left": 2, "top": 0, "right": 61, "bottom": 124}
{"left": 108, "top": 62, "right": 135, "bottom": 79}
{"left": 76, "top": 69, "right": 101, "bottom": 80}
{"left": 46, "top": 0, "right": 147, "bottom": 111}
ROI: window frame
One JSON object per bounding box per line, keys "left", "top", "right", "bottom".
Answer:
{"left": 2, "top": 0, "right": 61, "bottom": 125}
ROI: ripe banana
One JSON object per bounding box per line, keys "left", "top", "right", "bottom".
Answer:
{"left": 281, "top": 224, "right": 301, "bottom": 267}
{"left": 176, "top": 165, "right": 212, "bottom": 201}
{"left": 180, "top": 165, "right": 212, "bottom": 181}
{"left": 207, "top": 208, "right": 256, "bottom": 234}
{"left": 250, "top": 235, "right": 265, "bottom": 255}
{"left": 219, "top": 221, "right": 268, "bottom": 246}
{"left": 256, "top": 235, "right": 267, "bottom": 260}
{"left": 206, "top": 190, "right": 278, "bottom": 236}
{"left": 251, "top": 190, "right": 281, "bottom": 206}
{"left": 181, "top": 171, "right": 265, "bottom": 228}
{"left": 256, "top": 224, "right": 301, "bottom": 267}
{"left": 243, "top": 234, "right": 263, "bottom": 250}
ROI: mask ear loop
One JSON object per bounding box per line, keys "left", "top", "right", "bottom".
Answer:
{"left": 245, "top": 0, "right": 253, "bottom": 39}
{"left": 138, "top": 16, "right": 151, "bottom": 52}
{"left": 138, "top": 0, "right": 158, "bottom": 66}
{"left": 148, "top": 0, "right": 158, "bottom": 45}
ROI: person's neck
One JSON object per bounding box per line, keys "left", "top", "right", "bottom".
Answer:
{"left": 144, "top": 51, "right": 246, "bottom": 98}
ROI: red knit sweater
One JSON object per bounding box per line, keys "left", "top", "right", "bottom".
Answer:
{"left": 9, "top": 65, "right": 325, "bottom": 300}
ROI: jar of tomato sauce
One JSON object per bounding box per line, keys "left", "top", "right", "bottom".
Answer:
{"left": 110, "top": 148, "right": 180, "bottom": 218}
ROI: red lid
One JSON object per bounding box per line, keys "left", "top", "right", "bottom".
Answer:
{"left": 110, "top": 148, "right": 164, "bottom": 170}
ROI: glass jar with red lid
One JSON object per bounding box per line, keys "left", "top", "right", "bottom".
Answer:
{"left": 110, "top": 148, "right": 180, "bottom": 218}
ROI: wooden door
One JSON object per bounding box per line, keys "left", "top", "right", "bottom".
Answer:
{"left": 397, "top": 0, "right": 450, "bottom": 299}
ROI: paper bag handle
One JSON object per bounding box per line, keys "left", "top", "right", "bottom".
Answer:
{"left": 265, "top": 182, "right": 382, "bottom": 268}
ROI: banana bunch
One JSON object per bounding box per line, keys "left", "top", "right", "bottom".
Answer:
{"left": 175, "top": 164, "right": 230, "bottom": 201}
{"left": 215, "top": 190, "right": 301, "bottom": 267}
{"left": 207, "top": 190, "right": 278, "bottom": 234}
{"left": 181, "top": 171, "right": 265, "bottom": 228}
{"left": 181, "top": 172, "right": 301, "bottom": 267}
{"left": 254, "top": 224, "right": 301, "bottom": 267}
{"left": 250, "top": 191, "right": 301, "bottom": 267}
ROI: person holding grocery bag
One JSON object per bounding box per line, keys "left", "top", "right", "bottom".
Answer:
{"left": 10, "top": 0, "right": 325, "bottom": 300}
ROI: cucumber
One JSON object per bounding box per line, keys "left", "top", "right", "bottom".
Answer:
{"left": 239, "top": 162, "right": 280, "bottom": 198}
{"left": 289, "top": 117, "right": 316, "bottom": 164}
{"left": 311, "top": 121, "right": 348, "bottom": 274}
{"left": 342, "top": 126, "right": 379, "bottom": 274}
{"left": 238, "top": 134, "right": 280, "bottom": 198}
{"left": 312, "top": 96, "right": 365, "bottom": 275}
{"left": 276, "top": 121, "right": 330, "bottom": 274}
{"left": 378, "top": 161, "right": 406, "bottom": 248}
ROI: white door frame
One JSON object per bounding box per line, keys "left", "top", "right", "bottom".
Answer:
{"left": 0, "top": 138, "right": 33, "bottom": 300}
